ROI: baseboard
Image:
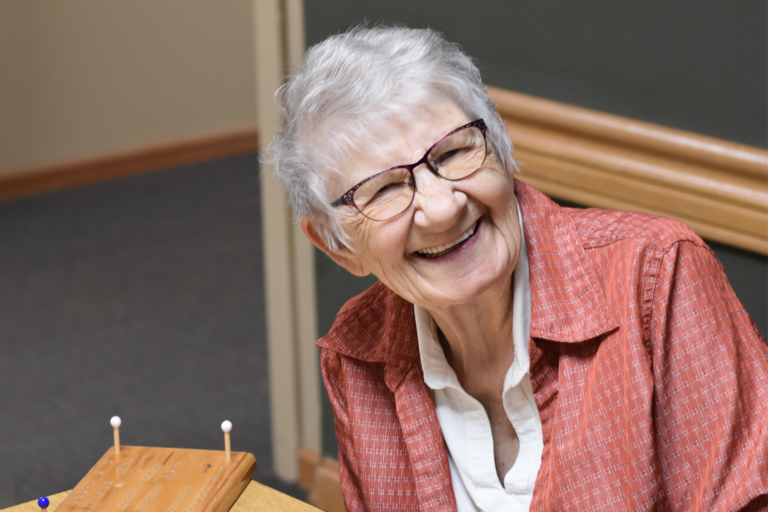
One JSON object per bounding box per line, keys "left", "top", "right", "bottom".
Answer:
{"left": 298, "top": 448, "right": 345, "bottom": 512}
{"left": 488, "top": 87, "right": 768, "bottom": 255}
{"left": 0, "top": 126, "right": 259, "bottom": 202}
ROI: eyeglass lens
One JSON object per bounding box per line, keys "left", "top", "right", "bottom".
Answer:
{"left": 353, "top": 125, "right": 487, "bottom": 221}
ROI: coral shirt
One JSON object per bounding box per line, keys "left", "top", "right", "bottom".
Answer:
{"left": 318, "top": 181, "right": 768, "bottom": 511}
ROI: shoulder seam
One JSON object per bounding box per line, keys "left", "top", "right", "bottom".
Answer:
{"left": 583, "top": 233, "right": 708, "bottom": 252}
{"left": 644, "top": 239, "right": 716, "bottom": 359}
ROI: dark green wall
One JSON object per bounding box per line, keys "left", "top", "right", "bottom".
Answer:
{"left": 306, "top": 0, "right": 768, "bottom": 457}
{"left": 305, "top": 1, "right": 766, "bottom": 147}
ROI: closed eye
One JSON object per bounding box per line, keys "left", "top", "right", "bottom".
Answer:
{"left": 368, "top": 181, "right": 408, "bottom": 204}
{"left": 432, "top": 148, "right": 465, "bottom": 168}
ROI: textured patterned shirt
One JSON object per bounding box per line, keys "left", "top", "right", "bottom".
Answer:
{"left": 318, "top": 180, "right": 768, "bottom": 511}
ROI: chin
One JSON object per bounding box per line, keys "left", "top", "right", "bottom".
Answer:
{"left": 431, "top": 268, "right": 509, "bottom": 307}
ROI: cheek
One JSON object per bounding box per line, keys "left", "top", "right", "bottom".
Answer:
{"left": 488, "top": 158, "right": 515, "bottom": 190}
{"left": 345, "top": 215, "right": 408, "bottom": 273}
{"left": 468, "top": 154, "right": 514, "bottom": 198}
{"left": 473, "top": 171, "right": 515, "bottom": 211}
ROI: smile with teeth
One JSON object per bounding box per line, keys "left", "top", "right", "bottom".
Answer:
{"left": 416, "top": 221, "right": 478, "bottom": 259}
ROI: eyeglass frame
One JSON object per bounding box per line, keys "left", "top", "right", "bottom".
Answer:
{"left": 329, "top": 119, "right": 488, "bottom": 221}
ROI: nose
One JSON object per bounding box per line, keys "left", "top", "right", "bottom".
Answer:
{"left": 410, "top": 165, "right": 467, "bottom": 229}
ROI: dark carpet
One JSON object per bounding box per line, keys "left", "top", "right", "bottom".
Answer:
{"left": 0, "top": 153, "right": 307, "bottom": 507}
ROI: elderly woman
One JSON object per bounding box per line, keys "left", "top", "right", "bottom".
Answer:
{"left": 270, "top": 27, "right": 768, "bottom": 511}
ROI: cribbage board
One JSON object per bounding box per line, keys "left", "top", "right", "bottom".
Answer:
{"left": 52, "top": 446, "right": 257, "bottom": 512}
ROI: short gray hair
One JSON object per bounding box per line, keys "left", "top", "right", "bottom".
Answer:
{"left": 268, "top": 25, "right": 515, "bottom": 247}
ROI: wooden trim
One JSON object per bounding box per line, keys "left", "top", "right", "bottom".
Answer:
{"left": 298, "top": 446, "right": 322, "bottom": 491}
{"left": 256, "top": 0, "right": 320, "bottom": 484}
{"left": 488, "top": 87, "right": 768, "bottom": 255}
{"left": 297, "top": 448, "right": 345, "bottom": 511}
{"left": 305, "top": 454, "right": 345, "bottom": 512}
{"left": 293, "top": 224, "right": 322, "bottom": 454}
{"left": 0, "top": 126, "right": 259, "bottom": 202}
{"left": 283, "top": 0, "right": 322, "bottom": 460}
{"left": 254, "top": 0, "right": 301, "bottom": 481}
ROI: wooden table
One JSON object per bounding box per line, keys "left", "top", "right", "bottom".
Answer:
{"left": 2, "top": 480, "right": 321, "bottom": 512}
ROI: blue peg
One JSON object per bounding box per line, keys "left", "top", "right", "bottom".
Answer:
{"left": 38, "top": 496, "right": 50, "bottom": 509}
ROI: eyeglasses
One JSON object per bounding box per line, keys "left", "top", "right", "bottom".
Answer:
{"left": 330, "top": 119, "right": 488, "bottom": 221}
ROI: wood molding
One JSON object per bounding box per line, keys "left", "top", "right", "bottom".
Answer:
{"left": 284, "top": 0, "right": 323, "bottom": 464}
{"left": 254, "top": 0, "right": 299, "bottom": 482}
{"left": 298, "top": 448, "right": 346, "bottom": 512}
{"left": 488, "top": 87, "right": 768, "bottom": 255}
{"left": 309, "top": 458, "right": 345, "bottom": 512}
{"left": 298, "top": 446, "right": 322, "bottom": 491}
{"left": 0, "top": 126, "right": 259, "bottom": 202}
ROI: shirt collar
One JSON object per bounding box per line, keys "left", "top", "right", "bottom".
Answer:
{"left": 515, "top": 180, "right": 618, "bottom": 343}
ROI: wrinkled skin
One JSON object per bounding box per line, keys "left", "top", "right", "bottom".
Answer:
{"left": 304, "top": 100, "right": 521, "bottom": 317}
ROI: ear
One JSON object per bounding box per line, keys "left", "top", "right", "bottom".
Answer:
{"left": 300, "top": 217, "right": 370, "bottom": 277}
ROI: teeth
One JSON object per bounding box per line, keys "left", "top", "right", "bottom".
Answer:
{"left": 417, "top": 222, "right": 477, "bottom": 258}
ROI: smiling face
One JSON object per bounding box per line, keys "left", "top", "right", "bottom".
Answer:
{"left": 313, "top": 99, "right": 522, "bottom": 312}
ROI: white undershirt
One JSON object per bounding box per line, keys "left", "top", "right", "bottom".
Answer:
{"left": 415, "top": 209, "right": 542, "bottom": 511}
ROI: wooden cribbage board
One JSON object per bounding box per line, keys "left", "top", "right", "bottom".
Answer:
{"left": 52, "top": 446, "right": 257, "bottom": 512}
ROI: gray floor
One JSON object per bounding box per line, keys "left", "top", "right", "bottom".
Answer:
{"left": 0, "top": 153, "right": 306, "bottom": 506}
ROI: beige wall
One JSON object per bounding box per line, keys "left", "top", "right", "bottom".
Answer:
{"left": 0, "top": 1, "right": 31, "bottom": 170}
{"left": 0, "top": 0, "right": 255, "bottom": 171}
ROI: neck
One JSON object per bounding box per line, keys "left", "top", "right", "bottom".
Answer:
{"left": 427, "top": 274, "right": 516, "bottom": 397}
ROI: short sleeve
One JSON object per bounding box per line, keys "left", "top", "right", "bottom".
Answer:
{"left": 648, "top": 240, "right": 768, "bottom": 510}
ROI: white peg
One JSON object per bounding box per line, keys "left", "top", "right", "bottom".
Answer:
{"left": 111, "top": 416, "right": 122, "bottom": 456}
{"left": 221, "top": 420, "right": 232, "bottom": 461}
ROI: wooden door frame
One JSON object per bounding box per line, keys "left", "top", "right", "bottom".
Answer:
{"left": 253, "top": 0, "right": 320, "bottom": 481}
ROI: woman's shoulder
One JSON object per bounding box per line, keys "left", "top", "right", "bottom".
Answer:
{"left": 517, "top": 180, "right": 707, "bottom": 255}
{"left": 567, "top": 206, "right": 706, "bottom": 254}
{"left": 316, "top": 282, "right": 416, "bottom": 362}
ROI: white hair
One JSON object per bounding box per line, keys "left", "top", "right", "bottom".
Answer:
{"left": 267, "top": 25, "right": 516, "bottom": 249}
